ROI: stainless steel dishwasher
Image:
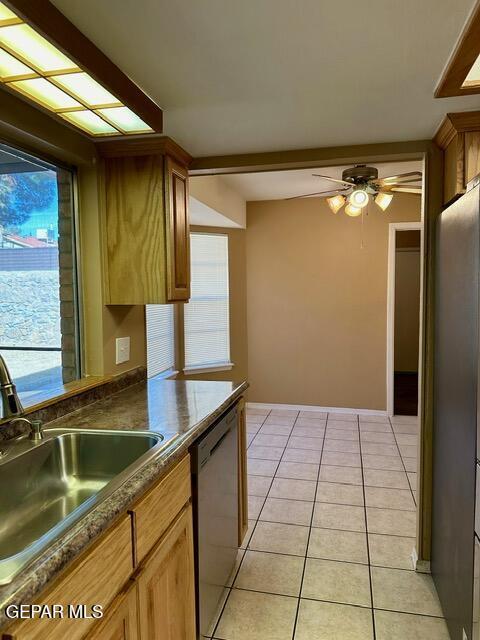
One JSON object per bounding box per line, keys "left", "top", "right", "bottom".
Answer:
{"left": 191, "top": 404, "right": 238, "bottom": 639}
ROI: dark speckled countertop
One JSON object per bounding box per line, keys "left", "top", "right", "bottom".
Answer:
{"left": 0, "top": 378, "right": 248, "bottom": 628}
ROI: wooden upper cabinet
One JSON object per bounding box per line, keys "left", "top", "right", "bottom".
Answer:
{"left": 97, "top": 137, "right": 192, "bottom": 305}
{"left": 435, "top": 112, "right": 480, "bottom": 205}
{"left": 165, "top": 157, "right": 190, "bottom": 301}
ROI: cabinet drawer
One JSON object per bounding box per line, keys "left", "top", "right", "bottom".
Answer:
{"left": 3, "top": 515, "right": 133, "bottom": 640}
{"left": 132, "top": 455, "right": 191, "bottom": 564}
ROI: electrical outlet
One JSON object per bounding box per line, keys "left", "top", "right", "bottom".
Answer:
{"left": 115, "top": 337, "right": 130, "bottom": 365}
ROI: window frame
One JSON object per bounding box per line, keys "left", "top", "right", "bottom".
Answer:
{"left": 0, "top": 140, "right": 82, "bottom": 394}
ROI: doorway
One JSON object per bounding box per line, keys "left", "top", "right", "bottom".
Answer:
{"left": 387, "top": 222, "right": 423, "bottom": 416}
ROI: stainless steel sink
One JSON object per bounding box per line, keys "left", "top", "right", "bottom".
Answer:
{"left": 0, "top": 428, "right": 165, "bottom": 585}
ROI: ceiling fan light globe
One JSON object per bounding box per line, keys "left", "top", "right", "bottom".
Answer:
{"left": 375, "top": 192, "right": 393, "bottom": 211}
{"left": 326, "top": 194, "right": 346, "bottom": 214}
{"left": 345, "top": 203, "right": 362, "bottom": 217}
{"left": 348, "top": 189, "right": 369, "bottom": 208}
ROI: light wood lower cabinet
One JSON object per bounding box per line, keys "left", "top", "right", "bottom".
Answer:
{"left": 84, "top": 582, "right": 139, "bottom": 640}
{"left": 137, "top": 506, "right": 196, "bottom": 640}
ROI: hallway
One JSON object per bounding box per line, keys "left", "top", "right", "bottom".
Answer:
{"left": 207, "top": 408, "right": 449, "bottom": 640}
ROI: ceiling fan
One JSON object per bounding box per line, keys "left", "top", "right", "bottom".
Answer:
{"left": 287, "top": 164, "right": 422, "bottom": 217}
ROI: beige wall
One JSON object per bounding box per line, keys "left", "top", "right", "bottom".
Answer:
{"left": 246, "top": 193, "right": 421, "bottom": 410}
{"left": 189, "top": 176, "right": 246, "bottom": 227}
{"left": 179, "top": 225, "right": 248, "bottom": 384}
{"left": 394, "top": 248, "right": 421, "bottom": 372}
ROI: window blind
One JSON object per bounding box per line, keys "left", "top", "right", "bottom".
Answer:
{"left": 146, "top": 304, "right": 175, "bottom": 377}
{"left": 184, "top": 233, "right": 230, "bottom": 370}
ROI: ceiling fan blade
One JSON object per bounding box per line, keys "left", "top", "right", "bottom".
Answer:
{"left": 391, "top": 186, "right": 422, "bottom": 194}
{"left": 376, "top": 171, "right": 422, "bottom": 185}
{"left": 285, "top": 187, "right": 350, "bottom": 201}
{"left": 312, "top": 174, "right": 353, "bottom": 186}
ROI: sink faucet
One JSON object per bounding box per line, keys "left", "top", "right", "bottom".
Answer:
{"left": 0, "top": 354, "right": 23, "bottom": 422}
{"left": 10, "top": 417, "right": 44, "bottom": 441}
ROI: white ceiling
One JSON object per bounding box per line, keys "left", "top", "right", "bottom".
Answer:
{"left": 220, "top": 161, "right": 423, "bottom": 201}
{"left": 53, "top": 0, "right": 480, "bottom": 157}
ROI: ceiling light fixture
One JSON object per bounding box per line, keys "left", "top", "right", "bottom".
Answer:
{"left": 0, "top": 1, "right": 154, "bottom": 137}
{"left": 326, "top": 194, "right": 346, "bottom": 214}
{"left": 345, "top": 204, "right": 362, "bottom": 217}
{"left": 289, "top": 165, "right": 422, "bottom": 219}
{"left": 375, "top": 192, "right": 393, "bottom": 211}
{"left": 349, "top": 188, "right": 369, "bottom": 209}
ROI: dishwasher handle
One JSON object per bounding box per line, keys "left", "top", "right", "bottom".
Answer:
{"left": 210, "top": 428, "right": 231, "bottom": 456}
{"left": 193, "top": 406, "right": 238, "bottom": 472}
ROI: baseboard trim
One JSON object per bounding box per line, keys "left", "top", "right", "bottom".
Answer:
{"left": 246, "top": 402, "right": 388, "bottom": 416}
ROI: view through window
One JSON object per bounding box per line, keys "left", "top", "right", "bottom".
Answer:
{"left": 0, "top": 144, "right": 79, "bottom": 398}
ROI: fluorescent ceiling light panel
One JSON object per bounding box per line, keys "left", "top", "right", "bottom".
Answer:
{"left": 463, "top": 54, "right": 480, "bottom": 86}
{"left": 0, "top": 24, "right": 78, "bottom": 73}
{"left": 11, "top": 77, "right": 81, "bottom": 110}
{"left": 0, "top": 47, "right": 34, "bottom": 79}
{"left": 97, "top": 106, "right": 152, "bottom": 133}
{"left": 53, "top": 72, "right": 120, "bottom": 107}
{"left": 0, "top": 6, "right": 154, "bottom": 136}
{"left": 0, "top": 3, "right": 18, "bottom": 23}
{"left": 60, "top": 109, "right": 118, "bottom": 135}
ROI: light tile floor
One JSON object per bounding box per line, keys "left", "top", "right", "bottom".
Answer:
{"left": 207, "top": 408, "right": 451, "bottom": 640}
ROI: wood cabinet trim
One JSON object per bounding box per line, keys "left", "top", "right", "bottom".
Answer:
{"left": 165, "top": 156, "right": 190, "bottom": 302}
{"left": 435, "top": 112, "right": 480, "bottom": 149}
{"left": 131, "top": 454, "right": 191, "bottom": 565}
{"left": 96, "top": 136, "right": 192, "bottom": 166}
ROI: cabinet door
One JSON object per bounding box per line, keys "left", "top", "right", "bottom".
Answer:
{"left": 85, "top": 582, "right": 139, "bottom": 640}
{"left": 165, "top": 156, "right": 190, "bottom": 302}
{"left": 465, "top": 131, "right": 480, "bottom": 187}
{"left": 137, "top": 506, "right": 196, "bottom": 640}
{"left": 103, "top": 155, "right": 167, "bottom": 304}
{"left": 237, "top": 397, "right": 248, "bottom": 546}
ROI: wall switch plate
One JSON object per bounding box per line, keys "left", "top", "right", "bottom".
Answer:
{"left": 115, "top": 337, "right": 130, "bottom": 365}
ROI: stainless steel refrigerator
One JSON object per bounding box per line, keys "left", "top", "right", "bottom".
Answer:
{"left": 433, "top": 178, "right": 480, "bottom": 640}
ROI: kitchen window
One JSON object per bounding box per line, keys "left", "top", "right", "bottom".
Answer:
{"left": 183, "top": 232, "right": 231, "bottom": 373}
{"left": 0, "top": 142, "right": 80, "bottom": 399}
{"left": 146, "top": 304, "right": 176, "bottom": 377}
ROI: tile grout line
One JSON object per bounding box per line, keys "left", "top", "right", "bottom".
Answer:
{"left": 388, "top": 416, "right": 417, "bottom": 506}
{"left": 357, "top": 413, "right": 377, "bottom": 640}
{"left": 290, "top": 412, "right": 328, "bottom": 640}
